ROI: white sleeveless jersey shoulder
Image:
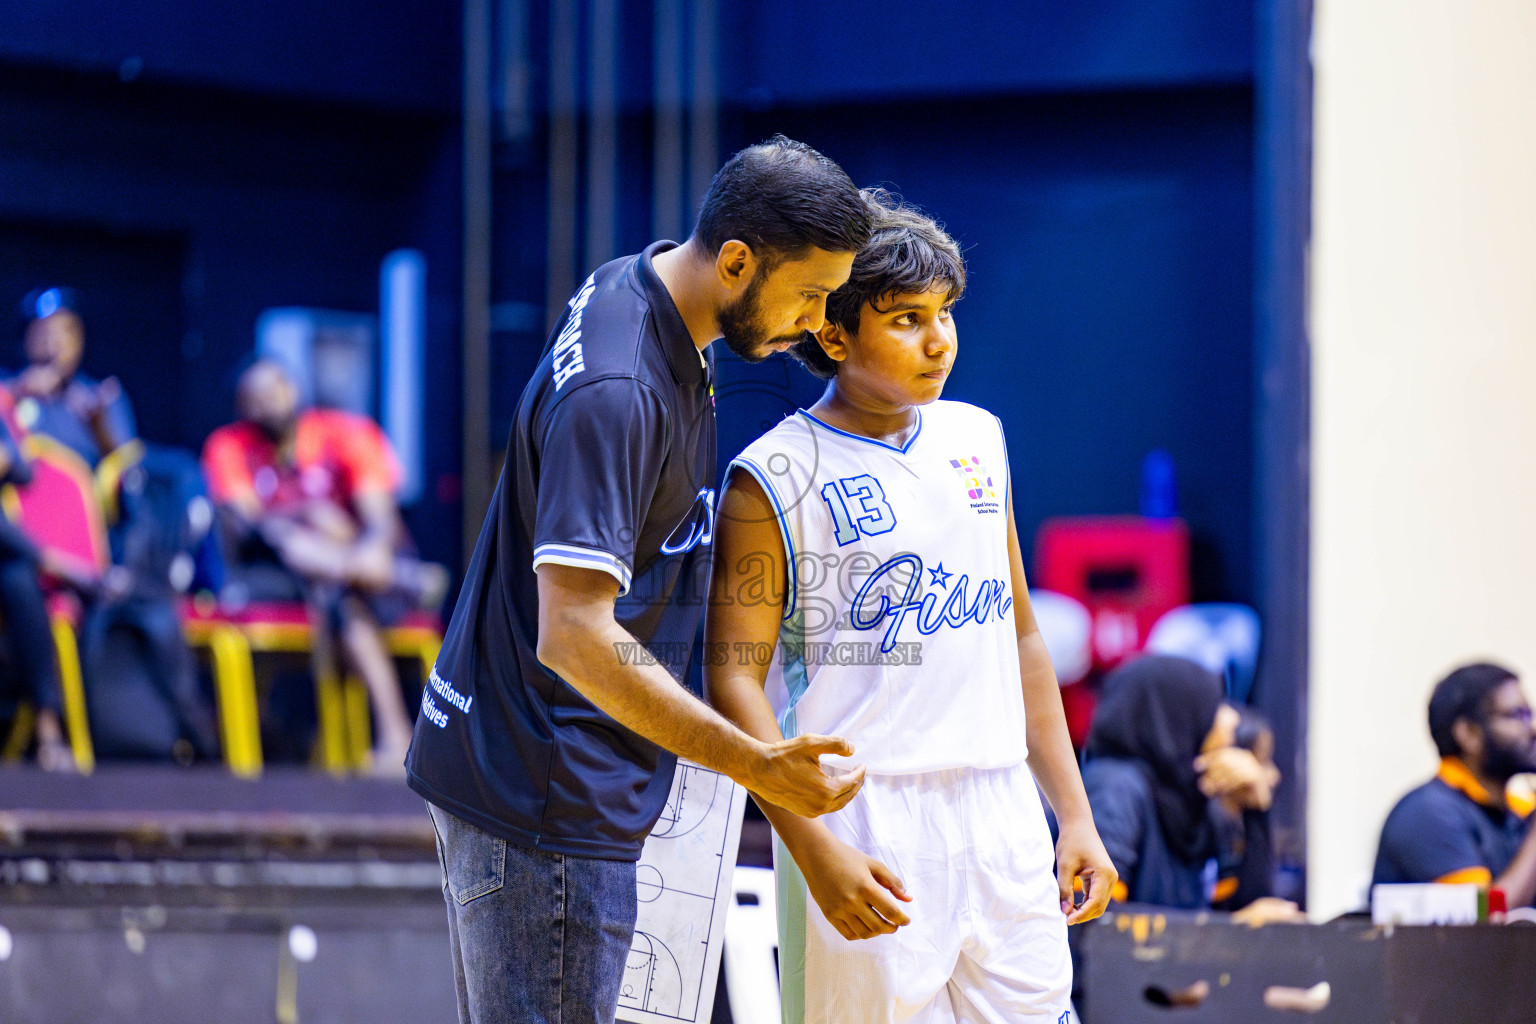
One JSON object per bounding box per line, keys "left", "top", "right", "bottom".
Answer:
{"left": 731, "top": 400, "right": 1028, "bottom": 775}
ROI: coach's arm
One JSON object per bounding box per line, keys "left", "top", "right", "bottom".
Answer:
{"left": 536, "top": 561, "right": 862, "bottom": 819}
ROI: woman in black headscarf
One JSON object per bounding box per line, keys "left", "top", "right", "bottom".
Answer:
{"left": 1081, "top": 654, "right": 1228, "bottom": 908}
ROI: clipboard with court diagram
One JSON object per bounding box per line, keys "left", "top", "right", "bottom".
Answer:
{"left": 616, "top": 759, "right": 748, "bottom": 1024}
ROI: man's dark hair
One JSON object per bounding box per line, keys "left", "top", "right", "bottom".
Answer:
{"left": 792, "top": 190, "right": 967, "bottom": 380}
{"left": 692, "top": 136, "right": 870, "bottom": 266}
{"left": 1428, "top": 661, "right": 1519, "bottom": 757}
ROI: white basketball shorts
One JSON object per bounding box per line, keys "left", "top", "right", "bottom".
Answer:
{"left": 775, "top": 761, "right": 1073, "bottom": 1024}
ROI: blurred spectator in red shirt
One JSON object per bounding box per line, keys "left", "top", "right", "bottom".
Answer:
{"left": 202, "top": 359, "right": 444, "bottom": 773}
{"left": 7, "top": 287, "right": 137, "bottom": 469}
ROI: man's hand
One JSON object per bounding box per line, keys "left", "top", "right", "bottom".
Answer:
{"left": 69, "top": 375, "right": 119, "bottom": 421}
{"left": 272, "top": 525, "right": 352, "bottom": 583}
{"left": 796, "top": 832, "right": 912, "bottom": 941}
{"left": 745, "top": 735, "right": 865, "bottom": 819}
{"left": 1056, "top": 819, "right": 1117, "bottom": 924}
{"left": 12, "top": 363, "right": 63, "bottom": 399}
{"left": 345, "top": 537, "right": 396, "bottom": 591}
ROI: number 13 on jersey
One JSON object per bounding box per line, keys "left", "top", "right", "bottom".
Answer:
{"left": 820, "top": 474, "right": 898, "bottom": 545}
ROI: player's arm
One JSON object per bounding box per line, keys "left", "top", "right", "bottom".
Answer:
{"left": 1005, "top": 483, "right": 1117, "bottom": 924}
{"left": 536, "top": 562, "right": 860, "bottom": 820}
{"left": 705, "top": 467, "right": 911, "bottom": 940}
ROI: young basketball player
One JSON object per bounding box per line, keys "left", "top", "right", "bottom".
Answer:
{"left": 706, "top": 192, "right": 1115, "bottom": 1023}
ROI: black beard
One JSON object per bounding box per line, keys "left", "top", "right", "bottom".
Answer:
{"left": 717, "top": 274, "right": 795, "bottom": 362}
{"left": 717, "top": 298, "right": 770, "bottom": 362}
{"left": 1481, "top": 736, "right": 1536, "bottom": 783}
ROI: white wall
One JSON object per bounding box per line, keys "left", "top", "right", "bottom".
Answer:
{"left": 1308, "top": 1, "right": 1536, "bottom": 919}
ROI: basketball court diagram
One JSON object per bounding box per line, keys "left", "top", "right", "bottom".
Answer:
{"left": 617, "top": 760, "right": 747, "bottom": 1024}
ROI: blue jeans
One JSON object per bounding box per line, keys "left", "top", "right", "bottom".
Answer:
{"left": 427, "top": 803, "right": 638, "bottom": 1024}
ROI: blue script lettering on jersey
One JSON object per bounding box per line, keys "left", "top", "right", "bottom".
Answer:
{"left": 849, "top": 553, "right": 1013, "bottom": 652}
{"left": 660, "top": 487, "right": 717, "bottom": 555}
{"left": 551, "top": 273, "right": 597, "bottom": 390}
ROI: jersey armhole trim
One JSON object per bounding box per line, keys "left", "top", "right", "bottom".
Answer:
{"left": 532, "top": 543, "right": 634, "bottom": 596}
{"left": 994, "top": 414, "right": 1012, "bottom": 507}
{"left": 729, "top": 456, "right": 797, "bottom": 621}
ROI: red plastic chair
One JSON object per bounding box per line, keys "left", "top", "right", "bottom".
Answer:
{"left": 1035, "top": 515, "right": 1190, "bottom": 746}
{"left": 0, "top": 433, "right": 109, "bottom": 771}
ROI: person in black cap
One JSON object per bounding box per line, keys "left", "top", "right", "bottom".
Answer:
{"left": 1373, "top": 662, "right": 1536, "bottom": 907}
{"left": 405, "top": 136, "right": 873, "bottom": 1024}
{"left": 9, "top": 287, "right": 137, "bottom": 468}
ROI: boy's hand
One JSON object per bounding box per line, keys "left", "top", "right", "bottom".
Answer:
{"left": 799, "top": 833, "right": 912, "bottom": 941}
{"left": 747, "top": 735, "right": 865, "bottom": 819}
{"left": 1056, "top": 819, "right": 1116, "bottom": 925}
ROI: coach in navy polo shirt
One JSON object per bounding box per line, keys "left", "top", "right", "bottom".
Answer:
{"left": 406, "top": 137, "right": 872, "bottom": 1024}
{"left": 1373, "top": 662, "right": 1536, "bottom": 908}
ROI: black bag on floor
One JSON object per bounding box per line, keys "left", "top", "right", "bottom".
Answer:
{"left": 83, "top": 443, "right": 220, "bottom": 761}
{"left": 83, "top": 597, "right": 217, "bottom": 761}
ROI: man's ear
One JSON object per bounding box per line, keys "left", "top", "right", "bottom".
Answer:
{"left": 815, "top": 321, "right": 851, "bottom": 366}
{"left": 714, "top": 240, "right": 755, "bottom": 295}
{"left": 1452, "top": 717, "right": 1486, "bottom": 763}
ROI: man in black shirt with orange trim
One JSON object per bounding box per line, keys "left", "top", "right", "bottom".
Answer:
{"left": 1373, "top": 662, "right": 1536, "bottom": 907}
{"left": 406, "top": 137, "right": 873, "bottom": 1024}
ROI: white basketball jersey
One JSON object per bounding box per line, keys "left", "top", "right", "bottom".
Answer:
{"left": 731, "top": 400, "right": 1028, "bottom": 775}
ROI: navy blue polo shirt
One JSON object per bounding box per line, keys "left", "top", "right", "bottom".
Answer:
{"left": 1373, "top": 758, "right": 1533, "bottom": 888}
{"left": 406, "top": 241, "right": 717, "bottom": 861}
{"left": 1083, "top": 756, "right": 1210, "bottom": 909}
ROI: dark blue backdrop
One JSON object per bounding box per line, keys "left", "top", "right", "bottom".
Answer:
{"left": 0, "top": 0, "right": 462, "bottom": 565}
{"left": 722, "top": 88, "right": 1255, "bottom": 601}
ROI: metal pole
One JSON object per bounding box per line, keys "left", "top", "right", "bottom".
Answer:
{"left": 462, "top": 0, "right": 494, "bottom": 567}
{"left": 545, "top": 0, "right": 580, "bottom": 332}
{"left": 688, "top": 0, "right": 718, "bottom": 213}
{"left": 652, "top": 0, "right": 685, "bottom": 241}
{"left": 1252, "top": 0, "right": 1314, "bottom": 886}
{"left": 584, "top": 0, "right": 618, "bottom": 271}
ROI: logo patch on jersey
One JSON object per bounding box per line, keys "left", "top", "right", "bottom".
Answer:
{"left": 949, "top": 455, "right": 997, "bottom": 501}
{"left": 660, "top": 487, "right": 717, "bottom": 556}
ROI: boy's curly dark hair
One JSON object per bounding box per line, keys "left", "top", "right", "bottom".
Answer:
{"left": 791, "top": 189, "right": 966, "bottom": 380}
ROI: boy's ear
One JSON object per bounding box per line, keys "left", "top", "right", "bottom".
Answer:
{"left": 815, "top": 321, "right": 851, "bottom": 365}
